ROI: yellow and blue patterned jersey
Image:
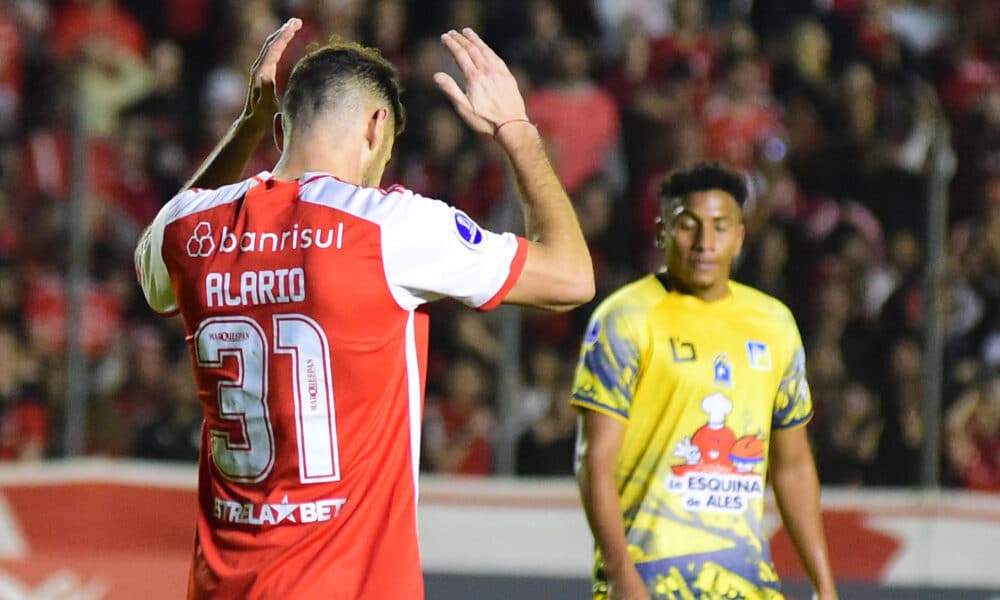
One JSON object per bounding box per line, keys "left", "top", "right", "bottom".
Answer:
{"left": 571, "top": 274, "right": 812, "bottom": 600}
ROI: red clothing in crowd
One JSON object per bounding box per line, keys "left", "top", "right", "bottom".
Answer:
{"left": 0, "top": 399, "right": 47, "bottom": 460}
{"left": 427, "top": 400, "right": 493, "bottom": 475}
{"left": 22, "top": 272, "right": 123, "bottom": 359}
{"left": 528, "top": 86, "right": 620, "bottom": 194}
{"left": 958, "top": 433, "right": 1000, "bottom": 491}
{"left": 51, "top": 0, "right": 147, "bottom": 60}
{"left": 702, "top": 96, "right": 780, "bottom": 170}
{"left": 0, "top": 9, "right": 23, "bottom": 121}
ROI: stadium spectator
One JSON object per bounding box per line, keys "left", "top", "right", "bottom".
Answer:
{"left": 773, "top": 19, "right": 840, "bottom": 136}
{"left": 509, "top": 344, "right": 563, "bottom": 438}
{"left": 526, "top": 36, "right": 624, "bottom": 194}
{"left": 0, "top": 2, "right": 24, "bottom": 135}
{"left": 945, "top": 371, "right": 1000, "bottom": 490}
{"left": 648, "top": 0, "right": 715, "bottom": 89}
{"left": 872, "top": 336, "right": 926, "bottom": 486}
{"left": 702, "top": 52, "right": 782, "bottom": 170}
{"left": 50, "top": 0, "right": 146, "bottom": 61}
{"left": 815, "top": 380, "right": 884, "bottom": 485}
{"left": 505, "top": 0, "right": 567, "bottom": 88}
{"left": 131, "top": 357, "right": 200, "bottom": 462}
{"left": 515, "top": 361, "right": 576, "bottom": 476}
{"left": 424, "top": 356, "right": 497, "bottom": 476}
{"left": 0, "top": 323, "right": 48, "bottom": 460}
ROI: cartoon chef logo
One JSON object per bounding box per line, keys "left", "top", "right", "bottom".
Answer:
{"left": 672, "top": 393, "right": 736, "bottom": 474}
{"left": 666, "top": 393, "right": 766, "bottom": 512}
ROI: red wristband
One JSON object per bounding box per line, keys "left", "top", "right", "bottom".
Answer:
{"left": 494, "top": 118, "right": 533, "bottom": 136}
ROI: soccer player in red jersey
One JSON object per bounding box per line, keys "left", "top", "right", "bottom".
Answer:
{"left": 134, "top": 19, "right": 594, "bottom": 599}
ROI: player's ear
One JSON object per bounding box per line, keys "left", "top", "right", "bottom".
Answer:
{"left": 273, "top": 113, "right": 285, "bottom": 153}
{"left": 654, "top": 215, "right": 666, "bottom": 249}
{"left": 734, "top": 222, "right": 746, "bottom": 256}
{"left": 366, "top": 107, "right": 390, "bottom": 151}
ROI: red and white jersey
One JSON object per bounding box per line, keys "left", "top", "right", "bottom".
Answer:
{"left": 134, "top": 172, "right": 527, "bottom": 599}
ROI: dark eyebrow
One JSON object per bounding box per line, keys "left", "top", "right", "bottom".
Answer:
{"left": 673, "top": 211, "right": 733, "bottom": 221}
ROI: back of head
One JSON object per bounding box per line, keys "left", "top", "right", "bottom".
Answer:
{"left": 283, "top": 38, "right": 407, "bottom": 138}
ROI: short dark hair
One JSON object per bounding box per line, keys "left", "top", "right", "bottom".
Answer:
{"left": 659, "top": 162, "right": 748, "bottom": 209}
{"left": 283, "top": 38, "right": 406, "bottom": 136}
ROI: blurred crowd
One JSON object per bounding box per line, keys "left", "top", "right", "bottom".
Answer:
{"left": 0, "top": 0, "right": 997, "bottom": 489}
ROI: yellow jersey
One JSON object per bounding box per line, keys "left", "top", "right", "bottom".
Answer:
{"left": 571, "top": 274, "right": 813, "bottom": 600}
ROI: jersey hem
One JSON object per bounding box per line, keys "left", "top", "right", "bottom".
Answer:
{"left": 477, "top": 236, "right": 529, "bottom": 311}
{"left": 151, "top": 306, "right": 180, "bottom": 317}
{"left": 570, "top": 399, "right": 629, "bottom": 424}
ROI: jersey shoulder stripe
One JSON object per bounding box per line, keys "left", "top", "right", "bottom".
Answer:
{"left": 298, "top": 173, "right": 407, "bottom": 225}
{"left": 162, "top": 176, "right": 265, "bottom": 227}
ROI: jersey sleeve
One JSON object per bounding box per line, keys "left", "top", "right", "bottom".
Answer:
{"left": 134, "top": 187, "right": 216, "bottom": 316}
{"left": 772, "top": 319, "right": 813, "bottom": 430}
{"left": 381, "top": 190, "right": 528, "bottom": 311}
{"left": 570, "top": 305, "right": 642, "bottom": 423}
{"left": 134, "top": 196, "right": 180, "bottom": 315}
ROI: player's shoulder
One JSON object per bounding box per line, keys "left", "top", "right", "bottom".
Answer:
{"left": 162, "top": 175, "right": 263, "bottom": 225}
{"left": 729, "top": 281, "right": 796, "bottom": 325}
{"left": 298, "top": 172, "right": 411, "bottom": 202}
{"left": 296, "top": 172, "right": 444, "bottom": 222}
{"left": 592, "top": 274, "right": 666, "bottom": 323}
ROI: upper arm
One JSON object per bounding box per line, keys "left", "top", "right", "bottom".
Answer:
{"left": 134, "top": 203, "right": 179, "bottom": 315}
{"left": 381, "top": 193, "right": 528, "bottom": 311}
{"left": 576, "top": 409, "right": 628, "bottom": 481}
{"left": 772, "top": 320, "right": 814, "bottom": 430}
{"left": 768, "top": 424, "right": 813, "bottom": 473}
{"left": 570, "top": 307, "right": 641, "bottom": 422}
{"left": 572, "top": 304, "right": 642, "bottom": 482}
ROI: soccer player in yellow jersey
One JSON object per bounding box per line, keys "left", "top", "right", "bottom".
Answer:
{"left": 572, "top": 163, "right": 838, "bottom": 600}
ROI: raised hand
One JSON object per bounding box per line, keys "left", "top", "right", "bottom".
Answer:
{"left": 434, "top": 28, "right": 528, "bottom": 137}
{"left": 183, "top": 17, "right": 302, "bottom": 189}
{"left": 244, "top": 17, "right": 303, "bottom": 131}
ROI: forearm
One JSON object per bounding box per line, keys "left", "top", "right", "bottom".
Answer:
{"left": 184, "top": 116, "right": 270, "bottom": 191}
{"left": 577, "top": 460, "right": 635, "bottom": 580}
{"left": 772, "top": 457, "right": 836, "bottom": 594}
{"left": 497, "top": 124, "right": 593, "bottom": 301}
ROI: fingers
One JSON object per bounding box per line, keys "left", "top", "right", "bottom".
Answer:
{"left": 438, "top": 28, "right": 526, "bottom": 134}
{"left": 251, "top": 21, "right": 287, "bottom": 72}
{"left": 433, "top": 71, "right": 493, "bottom": 136}
{"left": 440, "top": 31, "right": 478, "bottom": 80}
{"left": 264, "top": 18, "right": 302, "bottom": 68}
{"left": 432, "top": 72, "right": 470, "bottom": 111}
{"left": 253, "top": 18, "right": 302, "bottom": 84}
{"left": 461, "top": 28, "right": 506, "bottom": 71}
{"left": 448, "top": 29, "right": 489, "bottom": 71}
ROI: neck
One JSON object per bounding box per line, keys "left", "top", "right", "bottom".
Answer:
{"left": 271, "top": 131, "right": 365, "bottom": 186}
{"left": 663, "top": 270, "right": 730, "bottom": 302}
